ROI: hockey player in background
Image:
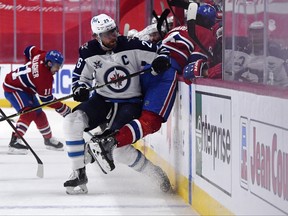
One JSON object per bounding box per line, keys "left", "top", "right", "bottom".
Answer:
{"left": 225, "top": 21, "right": 288, "bottom": 86}
{"left": 3, "top": 46, "right": 71, "bottom": 155}
{"left": 63, "top": 13, "right": 172, "bottom": 195}
{"left": 87, "top": 3, "right": 222, "bottom": 176}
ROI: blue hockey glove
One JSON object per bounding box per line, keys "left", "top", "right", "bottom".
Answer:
{"left": 151, "top": 55, "right": 171, "bottom": 75}
{"left": 183, "top": 59, "right": 208, "bottom": 85}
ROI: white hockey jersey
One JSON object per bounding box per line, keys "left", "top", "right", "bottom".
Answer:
{"left": 72, "top": 36, "right": 158, "bottom": 99}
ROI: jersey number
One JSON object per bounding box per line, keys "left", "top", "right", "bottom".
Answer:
{"left": 141, "top": 41, "right": 153, "bottom": 48}
{"left": 12, "top": 66, "right": 31, "bottom": 80}
{"left": 76, "top": 58, "right": 83, "bottom": 68}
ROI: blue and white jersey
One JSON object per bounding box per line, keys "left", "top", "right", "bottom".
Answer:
{"left": 73, "top": 36, "right": 158, "bottom": 99}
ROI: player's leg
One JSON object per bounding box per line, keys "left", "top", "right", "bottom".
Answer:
{"left": 4, "top": 91, "right": 34, "bottom": 154}
{"left": 32, "top": 98, "right": 64, "bottom": 150}
{"left": 115, "top": 65, "right": 178, "bottom": 147}
{"left": 87, "top": 67, "right": 178, "bottom": 174}
{"left": 86, "top": 102, "right": 142, "bottom": 173}
{"left": 114, "top": 145, "right": 172, "bottom": 192}
{"left": 63, "top": 93, "right": 113, "bottom": 194}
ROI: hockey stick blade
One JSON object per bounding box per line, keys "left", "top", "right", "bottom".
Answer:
{"left": 37, "top": 164, "right": 44, "bottom": 178}
{"left": 123, "top": 23, "right": 130, "bottom": 36}
{"left": 187, "top": 2, "right": 213, "bottom": 58}
{"left": 0, "top": 67, "right": 152, "bottom": 122}
{"left": 187, "top": 2, "right": 198, "bottom": 21}
{"left": 160, "top": 1, "right": 165, "bottom": 12}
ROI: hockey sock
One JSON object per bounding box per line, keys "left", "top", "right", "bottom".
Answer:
{"left": 14, "top": 111, "right": 37, "bottom": 137}
{"left": 115, "top": 110, "right": 162, "bottom": 147}
{"left": 34, "top": 111, "right": 52, "bottom": 139}
{"left": 63, "top": 110, "right": 88, "bottom": 170}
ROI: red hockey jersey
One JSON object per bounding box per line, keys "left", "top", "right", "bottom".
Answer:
{"left": 161, "top": 25, "right": 216, "bottom": 69}
{"left": 3, "top": 47, "right": 63, "bottom": 109}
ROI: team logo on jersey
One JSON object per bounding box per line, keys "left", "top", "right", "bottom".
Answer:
{"left": 104, "top": 66, "right": 130, "bottom": 92}
{"left": 93, "top": 60, "right": 102, "bottom": 69}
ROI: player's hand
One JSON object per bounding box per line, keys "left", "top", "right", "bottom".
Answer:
{"left": 216, "top": 26, "right": 223, "bottom": 41}
{"left": 151, "top": 55, "right": 171, "bottom": 75}
{"left": 72, "top": 86, "right": 90, "bottom": 102}
{"left": 55, "top": 103, "right": 71, "bottom": 117}
{"left": 183, "top": 59, "right": 208, "bottom": 85}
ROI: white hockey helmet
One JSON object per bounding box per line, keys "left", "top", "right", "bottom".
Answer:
{"left": 91, "top": 14, "right": 116, "bottom": 35}
{"left": 146, "top": 23, "right": 158, "bottom": 35}
{"left": 127, "top": 29, "right": 138, "bottom": 39}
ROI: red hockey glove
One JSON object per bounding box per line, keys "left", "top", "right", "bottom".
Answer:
{"left": 183, "top": 59, "right": 208, "bottom": 85}
{"left": 55, "top": 103, "right": 71, "bottom": 117}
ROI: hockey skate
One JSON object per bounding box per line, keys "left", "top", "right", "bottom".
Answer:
{"left": 64, "top": 167, "right": 88, "bottom": 195}
{"left": 8, "top": 133, "right": 28, "bottom": 155}
{"left": 86, "top": 135, "right": 116, "bottom": 174}
{"left": 44, "top": 137, "right": 64, "bottom": 151}
{"left": 84, "top": 142, "right": 95, "bottom": 165}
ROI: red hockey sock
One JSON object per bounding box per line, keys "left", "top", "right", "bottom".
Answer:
{"left": 115, "top": 110, "right": 162, "bottom": 147}
{"left": 34, "top": 111, "right": 52, "bottom": 139}
{"left": 115, "top": 125, "right": 133, "bottom": 147}
{"left": 15, "top": 111, "right": 37, "bottom": 137}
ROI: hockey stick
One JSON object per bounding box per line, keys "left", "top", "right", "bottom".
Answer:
{"left": 0, "top": 114, "right": 14, "bottom": 122}
{"left": 157, "top": 9, "right": 170, "bottom": 38}
{"left": 0, "top": 67, "right": 152, "bottom": 122}
{"left": 187, "top": 2, "right": 213, "bottom": 58}
{"left": 166, "top": 0, "right": 189, "bottom": 26}
{"left": 0, "top": 108, "right": 44, "bottom": 178}
{"left": 123, "top": 23, "right": 130, "bottom": 36}
{"left": 152, "top": 9, "right": 170, "bottom": 39}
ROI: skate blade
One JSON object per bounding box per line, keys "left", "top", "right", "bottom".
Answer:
{"left": 45, "top": 146, "right": 64, "bottom": 151}
{"left": 87, "top": 141, "right": 112, "bottom": 174}
{"left": 7, "top": 148, "right": 28, "bottom": 155}
{"left": 66, "top": 184, "right": 88, "bottom": 195}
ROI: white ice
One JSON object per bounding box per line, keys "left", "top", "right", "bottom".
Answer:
{"left": 0, "top": 108, "right": 198, "bottom": 216}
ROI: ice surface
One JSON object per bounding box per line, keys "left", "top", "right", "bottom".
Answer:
{"left": 0, "top": 108, "right": 198, "bottom": 215}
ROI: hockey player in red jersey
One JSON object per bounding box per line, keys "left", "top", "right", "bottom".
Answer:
{"left": 86, "top": 3, "right": 221, "bottom": 175}
{"left": 3, "top": 46, "right": 71, "bottom": 154}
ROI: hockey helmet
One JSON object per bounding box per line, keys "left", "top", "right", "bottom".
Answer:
{"left": 45, "top": 50, "right": 64, "bottom": 67}
{"left": 197, "top": 3, "right": 216, "bottom": 29}
{"left": 91, "top": 14, "right": 117, "bottom": 35}
{"left": 127, "top": 29, "right": 139, "bottom": 39}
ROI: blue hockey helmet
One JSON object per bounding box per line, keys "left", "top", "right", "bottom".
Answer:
{"left": 197, "top": 3, "right": 216, "bottom": 29}
{"left": 45, "top": 50, "right": 64, "bottom": 66}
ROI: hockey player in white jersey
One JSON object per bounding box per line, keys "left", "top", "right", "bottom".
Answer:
{"left": 225, "top": 21, "right": 288, "bottom": 85}
{"left": 63, "top": 14, "right": 171, "bottom": 194}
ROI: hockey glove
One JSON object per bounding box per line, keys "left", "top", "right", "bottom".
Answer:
{"left": 72, "top": 86, "right": 90, "bottom": 102}
{"left": 55, "top": 103, "right": 71, "bottom": 117}
{"left": 183, "top": 59, "right": 208, "bottom": 85}
{"left": 151, "top": 55, "right": 171, "bottom": 75}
